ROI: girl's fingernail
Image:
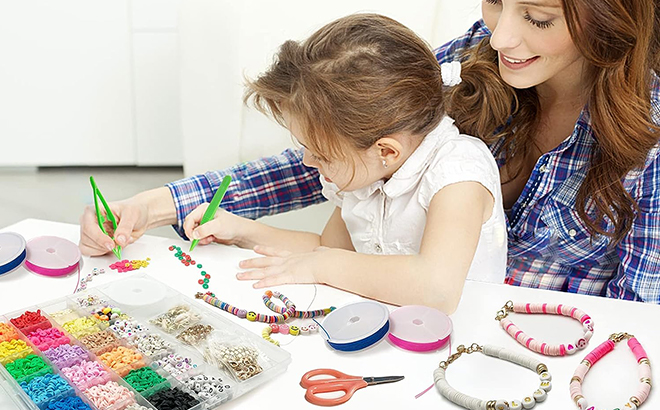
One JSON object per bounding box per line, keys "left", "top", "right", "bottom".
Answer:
{"left": 116, "top": 235, "right": 126, "bottom": 245}
{"left": 105, "top": 243, "right": 114, "bottom": 251}
{"left": 192, "top": 231, "right": 200, "bottom": 239}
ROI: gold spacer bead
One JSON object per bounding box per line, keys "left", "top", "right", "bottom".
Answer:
{"left": 536, "top": 363, "right": 548, "bottom": 374}
{"left": 573, "top": 395, "right": 584, "bottom": 406}
{"left": 570, "top": 376, "right": 582, "bottom": 384}
{"left": 580, "top": 360, "right": 591, "bottom": 368}
{"left": 641, "top": 377, "right": 652, "bottom": 386}
{"left": 630, "top": 396, "right": 641, "bottom": 406}
{"left": 639, "top": 358, "right": 651, "bottom": 366}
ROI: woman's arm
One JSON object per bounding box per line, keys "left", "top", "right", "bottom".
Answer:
{"left": 238, "top": 181, "right": 494, "bottom": 314}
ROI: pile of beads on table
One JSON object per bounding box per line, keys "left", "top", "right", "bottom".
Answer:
{"left": 134, "top": 333, "right": 172, "bottom": 357}
{"left": 61, "top": 360, "right": 111, "bottom": 391}
{"left": 168, "top": 245, "right": 212, "bottom": 290}
{"left": 0, "top": 322, "right": 19, "bottom": 343}
{"left": 20, "top": 373, "right": 74, "bottom": 407}
{"left": 150, "top": 305, "right": 201, "bottom": 333}
{"left": 27, "top": 327, "right": 70, "bottom": 351}
{"left": 153, "top": 353, "right": 198, "bottom": 380}
{"left": 5, "top": 354, "right": 52, "bottom": 383}
{"left": 183, "top": 374, "right": 232, "bottom": 401}
{"left": 98, "top": 346, "right": 145, "bottom": 377}
{"left": 123, "top": 367, "right": 170, "bottom": 396}
{"left": 43, "top": 344, "right": 89, "bottom": 369}
{"left": 62, "top": 317, "right": 99, "bottom": 338}
{"left": 0, "top": 339, "right": 33, "bottom": 364}
{"left": 10, "top": 310, "right": 51, "bottom": 333}
{"left": 83, "top": 380, "right": 135, "bottom": 409}
{"left": 78, "top": 329, "right": 120, "bottom": 355}
{"left": 109, "top": 318, "right": 149, "bottom": 340}
{"left": 45, "top": 396, "right": 92, "bottom": 410}
{"left": 110, "top": 258, "right": 150, "bottom": 273}
{"left": 147, "top": 387, "right": 200, "bottom": 410}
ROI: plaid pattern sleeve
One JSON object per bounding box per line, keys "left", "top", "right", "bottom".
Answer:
{"left": 434, "top": 20, "right": 491, "bottom": 64}
{"left": 165, "top": 148, "right": 325, "bottom": 239}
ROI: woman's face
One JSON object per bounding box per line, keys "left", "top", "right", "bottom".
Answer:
{"left": 482, "top": 0, "right": 585, "bottom": 91}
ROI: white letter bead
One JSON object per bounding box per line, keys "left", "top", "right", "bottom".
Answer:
{"left": 540, "top": 381, "right": 552, "bottom": 392}
{"left": 522, "top": 396, "right": 536, "bottom": 409}
{"left": 622, "top": 402, "right": 638, "bottom": 410}
{"left": 539, "top": 372, "right": 552, "bottom": 382}
{"left": 300, "top": 326, "right": 310, "bottom": 335}
{"left": 532, "top": 389, "right": 547, "bottom": 402}
{"left": 577, "top": 397, "right": 587, "bottom": 410}
{"left": 494, "top": 400, "right": 509, "bottom": 410}
{"left": 566, "top": 344, "right": 578, "bottom": 355}
{"left": 584, "top": 330, "right": 593, "bottom": 342}
{"left": 510, "top": 400, "right": 522, "bottom": 410}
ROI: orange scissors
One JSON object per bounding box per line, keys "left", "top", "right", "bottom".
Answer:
{"left": 300, "top": 368, "right": 404, "bottom": 406}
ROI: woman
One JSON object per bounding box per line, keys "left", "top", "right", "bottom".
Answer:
{"left": 79, "top": 0, "right": 660, "bottom": 303}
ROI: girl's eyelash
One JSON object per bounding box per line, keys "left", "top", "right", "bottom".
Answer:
{"left": 484, "top": 0, "right": 499, "bottom": 4}
{"left": 523, "top": 11, "right": 554, "bottom": 29}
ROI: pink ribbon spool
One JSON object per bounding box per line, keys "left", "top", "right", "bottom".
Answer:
{"left": 388, "top": 305, "right": 452, "bottom": 352}
{"left": 25, "top": 236, "right": 81, "bottom": 277}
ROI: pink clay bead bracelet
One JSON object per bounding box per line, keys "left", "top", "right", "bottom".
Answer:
{"left": 570, "top": 333, "right": 651, "bottom": 410}
{"left": 495, "top": 301, "right": 593, "bottom": 356}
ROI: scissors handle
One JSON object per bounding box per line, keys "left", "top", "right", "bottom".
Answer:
{"left": 300, "top": 369, "right": 367, "bottom": 406}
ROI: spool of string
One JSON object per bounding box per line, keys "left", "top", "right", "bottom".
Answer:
{"left": 0, "top": 232, "right": 27, "bottom": 275}
{"left": 24, "top": 236, "right": 81, "bottom": 277}
{"left": 319, "top": 301, "right": 390, "bottom": 352}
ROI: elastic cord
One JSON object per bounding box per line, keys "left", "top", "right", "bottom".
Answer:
{"left": 0, "top": 249, "right": 26, "bottom": 275}
{"left": 388, "top": 333, "right": 450, "bottom": 352}
{"left": 326, "top": 321, "right": 389, "bottom": 352}
{"left": 25, "top": 260, "right": 79, "bottom": 277}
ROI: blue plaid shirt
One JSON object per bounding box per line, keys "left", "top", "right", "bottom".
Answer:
{"left": 167, "top": 20, "right": 660, "bottom": 303}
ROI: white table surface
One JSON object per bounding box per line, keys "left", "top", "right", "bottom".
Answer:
{"left": 1, "top": 218, "right": 659, "bottom": 410}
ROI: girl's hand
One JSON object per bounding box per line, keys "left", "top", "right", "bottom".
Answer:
{"left": 79, "top": 199, "right": 149, "bottom": 256}
{"left": 183, "top": 203, "right": 246, "bottom": 246}
{"left": 237, "top": 245, "right": 333, "bottom": 288}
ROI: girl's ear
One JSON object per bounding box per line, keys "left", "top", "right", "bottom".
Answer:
{"left": 375, "top": 137, "right": 404, "bottom": 166}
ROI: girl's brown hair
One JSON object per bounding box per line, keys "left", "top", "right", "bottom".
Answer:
{"left": 448, "top": 0, "right": 660, "bottom": 244}
{"left": 244, "top": 13, "right": 446, "bottom": 164}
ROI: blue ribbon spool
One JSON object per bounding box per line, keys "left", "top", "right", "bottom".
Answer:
{"left": 0, "top": 232, "right": 27, "bottom": 275}
{"left": 320, "top": 300, "right": 390, "bottom": 352}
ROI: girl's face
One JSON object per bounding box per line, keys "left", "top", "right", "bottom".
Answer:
{"left": 283, "top": 112, "right": 385, "bottom": 191}
{"left": 482, "top": 0, "right": 585, "bottom": 91}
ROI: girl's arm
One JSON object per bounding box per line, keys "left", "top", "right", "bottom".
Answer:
{"left": 238, "top": 181, "right": 493, "bottom": 314}
{"left": 320, "top": 207, "right": 355, "bottom": 251}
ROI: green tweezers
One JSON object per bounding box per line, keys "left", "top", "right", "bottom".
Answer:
{"left": 90, "top": 176, "right": 122, "bottom": 259}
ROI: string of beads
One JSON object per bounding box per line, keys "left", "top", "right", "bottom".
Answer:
{"left": 571, "top": 332, "right": 651, "bottom": 410}
{"left": 495, "top": 300, "right": 593, "bottom": 356}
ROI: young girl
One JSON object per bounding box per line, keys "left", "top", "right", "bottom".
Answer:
{"left": 182, "top": 14, "right": 507, "bottom": 313}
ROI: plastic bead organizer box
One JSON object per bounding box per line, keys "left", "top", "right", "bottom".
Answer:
{"left": 0, "top": 274, "right": 291, "bottom": 410}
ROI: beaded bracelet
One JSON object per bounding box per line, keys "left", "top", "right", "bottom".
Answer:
{"left": 195, "top": 291, "right": 334, "bottom": 324}
{"left": 261, "top": 323, "right": 319, "bottom": 346}
{"left": 434, "top": 343, "right": 552, "bottom": 410}
{"left": 495, "top": 300, "right": 593, "bottom": 356}
{"left": 571, "top": 332, "right": 651, "bottom": 410}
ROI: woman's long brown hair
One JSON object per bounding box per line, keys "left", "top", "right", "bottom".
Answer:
{"left": 448, "top": 0, "right": 660, "bottom": 244}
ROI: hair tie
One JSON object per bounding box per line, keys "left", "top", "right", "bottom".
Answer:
{"left": 440, "top": 61, "right": 462, "bottom": 87}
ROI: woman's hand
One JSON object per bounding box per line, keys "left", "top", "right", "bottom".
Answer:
{"left": 79, "top": 199, "right": 149, "bottom": 256}
{"left": 236, "top": 245, "right": 334, "bottom": 288}
{"left": 183, "top": 203, "right": 248, "bottom": 247}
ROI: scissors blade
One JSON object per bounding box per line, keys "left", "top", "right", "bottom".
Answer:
{"left": 364, "top": 376, "right": 405, "bottom": 386}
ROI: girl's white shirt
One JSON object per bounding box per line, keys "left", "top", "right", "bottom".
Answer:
{"left": 321, "top": 116, "right": 507, "bottom": 284}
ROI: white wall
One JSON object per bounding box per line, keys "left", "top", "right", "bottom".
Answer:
{"left": 0, "top": 0, "right": 482, "bottom": 170}
{"left": 179, "top": 0, "right": 482, "bottom": 176}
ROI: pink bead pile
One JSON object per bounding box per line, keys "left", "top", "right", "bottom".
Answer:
{"left": 61, "top": 360, "right": 110, "bottom": 391}
{"left": 109, "top": 259, "right": 150, "bottom": 273}
{"left": 84, "top": 381, "right": 134, "bottom": 408}
{"left": 27, "top": 328, "right": 70, "bottom": 351}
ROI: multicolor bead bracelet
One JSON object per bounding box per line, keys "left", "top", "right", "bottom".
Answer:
{"left": 571, "top": 332, "right": 651, "bottom": 410}
{"left": 195, "top": 290, "right": 334, "bottom": 323}
{"left": 496, "top": 301, "right": 593, "bottom": 356}
{"left": 435, "top": 343, "right": 551, "bottom": 410}
{"left": 262, "top": 322, "right": 319, "bottom": 346}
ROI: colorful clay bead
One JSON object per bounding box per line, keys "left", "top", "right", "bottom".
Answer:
{"left": 289, "top": 326, "right": 300, "bottom": 336}
{"left": 279, "top": 324, "right": 289, "bottom": 334}
{"left": 246, "top": 312, "right": 257, "bottom": 321}
{"left": 237, "top": 310, "right": 247, "bottom": 319}
{"left": 269, "top": 324, "right": 279, "bottom": 333}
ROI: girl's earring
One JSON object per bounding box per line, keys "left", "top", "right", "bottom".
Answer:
{"left": 382, "top": 160, "right": 388, "bottom": 168}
